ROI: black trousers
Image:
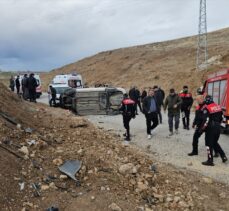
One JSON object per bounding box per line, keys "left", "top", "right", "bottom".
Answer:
{"left": 145, "top": 112, "right": 158, "bottom": 134}
{"left": 181, "top": 108, "right": 190, "bottom": 128}
{"left": 158, "top": 106, "right": 162, "bottom": 123}
{"left": 192, "top": 128, "right": 203, "bottom": 153}
{"left": 136, "top": 100, "right": 142, "bottom": 112}
{"left": 205, "top": 123, "right": 225, "bottom": 161}
{"left": 49, "top": 95, "right": 56, "bottom": 106}
{"left": 29, "top": 89, "right": 36, "bottom": 102}
{"left": 123, "top": 115, "right": 132, "bottom": 138}
{"left": 16, "top": 86, "right": 20, "bottom": 94}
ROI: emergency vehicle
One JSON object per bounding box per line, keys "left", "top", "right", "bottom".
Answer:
{"left": 202, "top": 68, "right": 229, "bottom": 133}
{"left": 51, "top": 73, "right": 83, "bottom": 88}
{"left": 48, "top": 73, "right": 83, "bottom": 104}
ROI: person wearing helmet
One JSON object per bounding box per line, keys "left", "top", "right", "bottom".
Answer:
{"left": 179, "top": 85, "right": 193, "bottom": 130}
{"left": 188, "top": 95, "right": 219, "bottom": 157}
{"left": 200, "top": 95, "right": 227, "bottom": 166}
{"left": 119, "top": 93, "right": 136, "bottom": 141}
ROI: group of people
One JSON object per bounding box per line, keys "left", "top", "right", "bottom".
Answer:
{"left": 9, "top": 73, "right": 38, "bottom": 103}
{"left": 120, "top": 85, "right": 227, "bottom": 166}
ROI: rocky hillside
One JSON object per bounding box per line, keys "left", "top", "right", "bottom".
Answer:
{"left": 41, "top": 28, "right": 229, "bottom": 93}
{"left": 1, "top": 83, "right": 229, "bottom": 210}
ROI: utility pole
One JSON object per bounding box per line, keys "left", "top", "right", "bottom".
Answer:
{"left": 196, "top": 0, "right": 208, "bottom": 70}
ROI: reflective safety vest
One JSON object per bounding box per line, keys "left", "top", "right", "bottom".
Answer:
{"left": 179, "top": 93, "right": 192, "bottom": 98}
{"left": 204, "top": 103, "right": 222, "bottom": 114}
{"left": 123, "top": 98, "right": 135, "bottom": 105}
{"left": 196, "top": 105, "right": 200, "bottom": 110}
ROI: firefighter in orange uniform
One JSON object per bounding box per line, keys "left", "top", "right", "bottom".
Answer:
{"left": 119, "top": 94, "right": 136, "bottom": 141}
{"left": 200, "top": 95, "right": 228, "bottom": 166}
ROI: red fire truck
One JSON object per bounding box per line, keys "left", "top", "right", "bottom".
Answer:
{"left": 202, "top": 68, "right": 229, "bottom": 133}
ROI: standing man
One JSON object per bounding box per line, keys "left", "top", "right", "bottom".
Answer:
{"left": 27, "top": 73, "right": 38, "bottom": 102}
{"left": 129, "top": 86, "right": 136, "bottom": 112}
{"left": 135, "top": 86, "right": 142, "bottom": 113}
{"left": 179, "top": 85, "right": 193, "bottom": 130}
{"left": 49, "top": 85, "right": 57, "bottom": 107}
{"left": 142, "top": 88, "right": 159, "bottom": 139}
{"left": 21, "top": 74, "right": 28, "bottom": 99}
{"left": 119, "top": 94, "right": 136, "bottom": 141}
{"left": 153, "top": 85, "right": 165, "bottom": 124}
{"left": 188, "top": 95, "right": 205, "bottom": 156}
{"left": 9, "top": 76, "right": 15, "bottom": 92}
{"left": 164, "top": 89, "right": 182, "bottom": 136}
{"left": 200, "top": 95, "right": 227, "bottom": 166}
{"left": 15, "top": 75, "right": 21, "bottom": 95}
{"left": 188, "top": 95, "right": 219, "bottom": 156}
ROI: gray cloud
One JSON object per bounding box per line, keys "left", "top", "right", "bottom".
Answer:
{"left": 0, "top": 0, "right": 228, "bottom": 71}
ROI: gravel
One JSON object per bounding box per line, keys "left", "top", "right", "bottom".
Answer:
{"left": 86, "top": 112, "right": 229, "bottom": 185}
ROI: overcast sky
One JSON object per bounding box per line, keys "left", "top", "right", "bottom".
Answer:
{"left": 0, "top": 0, "right": 228, "bottom": 71}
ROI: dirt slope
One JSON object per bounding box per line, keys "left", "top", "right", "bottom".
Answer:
{"left": 1, "top": 84, "right": 229, "bottom": 210}
{"left": 41, "top": 28, "right": 229, "bottom": 93}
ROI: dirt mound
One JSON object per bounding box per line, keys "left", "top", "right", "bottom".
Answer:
{"left": 41, "top": 28, "right": 229, "bottom": 94}
{"left": 1, "top": 83, "right": 229, "bottom": 210}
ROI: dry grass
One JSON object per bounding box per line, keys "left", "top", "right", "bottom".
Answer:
{"left": 41, "top": 28, "right": 229, "bottom": 94}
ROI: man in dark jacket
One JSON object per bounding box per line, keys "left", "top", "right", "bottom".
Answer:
{"left": 153, "top": 85, "right": 165, "bottom": 124}
{"left": 164, "top": 88, "right": 182, "bottom": 136}
{"left": 49, "top": 85, "right": 57, "bottom": 107}
{"left": 179, "top": 85, "right": 193, "bottom": 130}
{"left": 129, "top": 86, "right": 142, "bottom": 114}
{"left": 199, "top": 95, "right": 227, "bottom": 166}
{"left": 9, "top": 76, "right": 15, "bottom": 92}
{"left": 27, "top": 73, "right": 38, "bottom": 102}
{"left": 188, "top": 95, "right": 219, "bottom": 157}
{"left": 143, "top": 88, "right": 159, "bottom": 139}
{"left": 188, "top": 95, "right": 205, "bottom": 156}
{"left": 15, "top": 75, "right": 20, "bottom": 95}
{"left": 119, "top": 94, "right": 136, "bottom": 141}
{"left": 21, "top": 74, "right": 28, "bottom": 99}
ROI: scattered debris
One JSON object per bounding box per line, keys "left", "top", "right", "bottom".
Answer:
{"left": 58, "top": 160, "right": 82, "bottom": 181}
{"left": 25, "top": 127, "right": 34, "bottom": 133}
{"left": 27, "top": 140, "right": 36, "bottom": 146}
{"left": 150, "top": 164, "right": 157, "bottom": 173}
{"left": 32, "top": 183, "right": 41, "bottom": 197}
{"left": 46, "top": 206, "right": 59, "bottom": 211}
{"left": 19, "top": 182, "right": 25, "bottom": 191}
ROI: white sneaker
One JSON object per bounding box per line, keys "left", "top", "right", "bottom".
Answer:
{"left": 147, "top": 134, "right": 152, "bottom": 139}
{"left": 175, "top": 129, "right": 179, "bottom": 134}
{"left": 169, "top": 131, "right": 173, "bottom": 136}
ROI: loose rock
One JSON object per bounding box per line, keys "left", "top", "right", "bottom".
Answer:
{"left": 109, "top": 202, "right": 122, "bottom": 211}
